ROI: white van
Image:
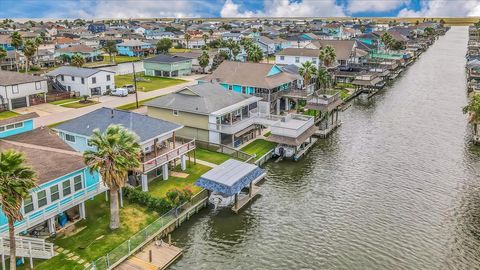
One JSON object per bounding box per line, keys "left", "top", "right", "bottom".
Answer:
{"left": 110, "top": 88, "right": 129, "bottom": 97}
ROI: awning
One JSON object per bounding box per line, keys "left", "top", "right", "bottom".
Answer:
{"left": 196, "top": 159, "right": 265, "bottom": 197}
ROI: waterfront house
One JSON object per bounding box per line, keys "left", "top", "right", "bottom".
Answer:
{"left": 0, "top": 70, "right": 48, "bottom": 110}
{"left": 143, "top": 54, "right": 192, "bottom": 77}
{"left": 88, "top": 23, "right": 106, "bottom": 34}
{"left": 54, "top": 107, "right": 193, "bottom": 192}
{"left": 46, "top": 66, "right": 115, "bottom": 96}
{"left": 54, "top": 44, "right": 101, "bottom": 62}
{"left": 0, "top": 114, "right": 105, "bottom": 237}
{"left": 304, "top": 40, "right": 368, "bottom": 68}
{"left": 116, "top": 40, "right": 154, "bottom": 57}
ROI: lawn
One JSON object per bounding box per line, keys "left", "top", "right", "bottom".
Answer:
{"left": 115, "top": 96, "right": 161, "bottom": 111}
{"left": 0, "top": 111, "right": 19, "bottom": 120}
{"left": 13, "top": 253, "right": 84, "bottom": 270}
{"left": 148, "top": 163, "right": 211, "bottom": 199}
{"left": 53, "top": 195, "right": 159, "bottom": 262}
{"left": 61, "top": 100, "right": 100, "bottom": 109}
{"left": 84, "top": 55, "right": 140, "bottom": 67}
{"left": 194, "top": 148, "right": 230, "bottom": 165}
{"left": 339, "top": 89, "right": 351, "bottom": 100}
{"left": 49, "top": 98, "right": 81, "bottom": 105}
{"left": 240, "top": 139, "right": 276, "bottom": 160}
{"left": 115, "top": 73, "right": 186, "bottom": 92}
{"left": 168, "top": 48, "right": 192, "bottom": 53}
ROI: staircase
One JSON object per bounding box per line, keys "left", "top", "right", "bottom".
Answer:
{"left": 0, "top": 236, "right": 55, "bottom": 259}
{"left": 47, "top": 77, "right": 67, "bottom": 92}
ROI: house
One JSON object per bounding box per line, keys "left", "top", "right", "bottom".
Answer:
{"left": 145, "top": 31, "right": 175, "bottom": 40}
{"left": 0, "top": 51, "right": 25, "bottom": 71}
{"left": 0, "top": 112, "right": 38, "bottom": 138}
{"left": 256, "top": 36, "right": 276, "bottom": 55}
{"left": 116, "top": 40, "right": 154, "bottom": 57}
{"left": 53, "top": 37, "right": 81, "bottom": 49}
{"left": 276, "top": 48, "right": 321, "bottom": 67}
{"left": 88, "top": 23, "right": 106, "bottom": 33}
{"left": 46, "top": 66, "right": 115, "bottom": 96}
{"left": 143, "top": 54, "right": 192, "bottom": 77}
{"left": 0, "top": 35, "right": 14, "bottom": 51}
{"left": 173, "top": 51, "right": 215, "bottom": 73}
{"left": 0, "top": 114, "right": 105, "bottom": 236}
{"left": 54, "top": 107, "right": 193, "bottom": 192}
{"left": 0, "top": 71, "right": 48, "bottom": 110}
{"left": 304, "top": 40, "right": 368, "bottom": 68}
{"left": 54, "top": 44, "right": 101, "bottom": 62}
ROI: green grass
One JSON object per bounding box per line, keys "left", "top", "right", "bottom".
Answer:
{"left": 264, "top": 131, "right": 271, "bottom": 137}
{"left": 13, "top": 253, "right": 84, "bottom": 270}
{"left": 148, "top": 163, "right": 211, "bottom": 199}
{"left": 115, "top": 73, "right": 186, "bottom": 92}
{"left": 53, "top": 195, "right": 159, "bottom": 262}
{"left": 0, "top": 111, "right": 19, "bottom": 120}
{"left": 168, "top": 48, "right": 191, "bottom": 53}
{"left": 339, "top": 89, "right": 351, "bottom": 100}
{"left": 84, "top": 55, "right": 140, "bottom": 67}
{"left": 115, "top": 96, "right": 161, "bottom": 111}
{"left": 60, "top": 100, "right": 100, "bottom": 109}
{"left": 49, "top": 98, "right": 81, "bottom": 105}
{"left": 194, "top": 148, "right": 230, "bottom": 165}
{"left": 240, "top": 139, "right": 276, "bottom": 160}
{"left": 48, "top": 120, "right": 68, "bottom": 128}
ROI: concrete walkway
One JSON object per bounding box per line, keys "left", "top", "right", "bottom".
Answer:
{"left": 21, "top": 75, "right": 203, "bottom": 127}
{"left": 195, "top": 159, "right": 218, "bottom": 168}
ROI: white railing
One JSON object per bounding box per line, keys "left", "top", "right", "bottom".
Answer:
{"left": 142, "top": 139, "right": 196, "bottom": 173}
{"left": 0, "top": 235, "right": 55, "bottom": 259}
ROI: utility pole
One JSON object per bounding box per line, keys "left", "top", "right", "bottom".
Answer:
{"left": 132, "top": 62, "right": 139, "bottom": 109}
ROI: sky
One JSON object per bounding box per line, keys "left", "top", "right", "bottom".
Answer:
{"left": 1, "top": 0, "right": 480, "bottom": 19}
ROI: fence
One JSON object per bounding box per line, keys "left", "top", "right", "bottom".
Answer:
{"left": 193, "top": 139, "right": 255, "bottom": 163}
{"left": 255, "top": 149, "right": 275, "bottom": 167}
{"left": 86, "top": 189, "right": 209, "bottom": 270}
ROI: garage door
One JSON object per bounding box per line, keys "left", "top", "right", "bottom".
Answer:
{"left": 11, "top": 97, "right": 27, "bottom": 109}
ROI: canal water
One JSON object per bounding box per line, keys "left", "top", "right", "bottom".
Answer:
{"left": 170, "top": 27, "right": 480, "bottom": 270}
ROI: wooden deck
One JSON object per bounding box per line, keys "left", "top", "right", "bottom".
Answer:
{"left": 116, "top": 243, "right": 183, "bottom": 270}
{"left": 232, "top": 185, "right": 261, "bottom": 214}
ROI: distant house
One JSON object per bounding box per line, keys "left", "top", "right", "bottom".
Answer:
{"left": 54, "top": 45, "right": 101, "bottom": 62}
{"left": 0, "top": 71, "right": 48, "bottom": 110}
{"left": 0, "top": 35, "right": 14, "bottom": 51}
{"left": 88, "top": 23, "right": 106, "bottom": 34}
{"left": 145, "top": 31, "right": 175, "bottom": 40}
{"left": 53, "top": 37, "right": 81, "bottom": 49}
{"left": 276, "top": 48, "right": 321, "bottom": 67}
{"left": 143, "top": 54, "right": 192, "bottom": 77}
{"left": 256, "top": 36, "right": 276, "bottom": 55}
{"left": 116, "top": 40, "right": 154, "bottom": 57}
{"left": 46, "top": 66, "right": 115, "bottom": 96}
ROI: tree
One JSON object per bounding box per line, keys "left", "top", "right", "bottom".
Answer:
{"left": 0, "top": 47, "right": 6, "bottom": 62}
{"left": 316, "top": 67, "right": 331, "bottom": 90}
{"left": 463, "top": 94, "right": 480, "bottom": 136}
{"left": 83, "top": 125, "right": 141, "bottom": 229}
{"left": 72, "top": 54, "right": 85, "bottom": 67}
{"left": 10, "top": 32, "right": 23, "bottom": 71}
{"left": 424, "top": 27, "right": 435, "bottom": 37}
{"left": 208, "top": 29, "right": 214, "bottom": 37}
{"left": 103, "top": 40, "right": 118, "bottom": 63}
{"left": 184, "top": 33, "right": 191, "bottom": 49}
{"left": 198, "top": 50, "right": 210, "bottom": 73}
{"left": 34, "top": 36, "right": 43, "bottom": 64}
{"left": 0, "top": 150, "right": 37, "bottom": 270}
{"left": 299, "top": 61, "right": 317, "bottom": 88}
{"left": 156, "top": 38, "right": 173, "bottom": 54}
{"left": 246, "top": 44, "right": 263, "bottom": 63}
{"left": 22, "top": 40, "right": 37, "bottom": 72}
{"left": 202, "top": 34, "right": 209, "bottom": 45}
{"left": 319, "top": 45, "right": 336, "bottom": 68}
{"left": 210, "top": 52, "right": 227, "bottom": 72}
{"left": 380, "top": 32, "right": 395, "bottom": 51}
{"left": 231, "top": 43, "right": 241, "bottom": 61}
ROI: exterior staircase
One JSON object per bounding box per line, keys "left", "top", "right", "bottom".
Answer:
{"left": 0, "top": 235, "right": 55, "bottom": 259}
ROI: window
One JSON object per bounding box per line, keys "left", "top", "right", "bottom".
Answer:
{"left": 61, "top": 75, "right": 64, "bottom": 81}
{"left": 280, "top": 56, "right": 285, "bottom": 60}
{"left": 65, "top": 134, "right": 76, "bottom": 143}
{"left": 37, "top": 190, "right": 47, "bottom": 208}
{"left": 92, "top": 77, "right": 96, "bottom": 84}
{"left": 242, "top": 86, "right": 246, "bottom": 94}
{"left": 11, "top": 85, "right": 19, "bottom": 94}
{"left": 71, "top": 76, "right": 75, "bottom": 81}
{"left": 295, "top": 57, "right": 300, "bottom": 63}
{"left": 50, "top": 185, "right": 60, "bottom": 202}
{"left": 106, "top": 85, "right": 110, "bottom": 90}
{"left": 106, "top": 75, "right": 111, "bottom": 81}
{"left": 35, "top": 81, "right": 42, "bottom": 90}
{"left": 14, "top": 122, "right": 23, "bottom": 128}
{"left": 172, "top": 110, "right": 179, "bottom": 116}
{"left": 228, "top": 85, "right": 233, "bottom": 91}
{"left": 24, "top": 195, "right": 34, "bottom": 214}
{"left": 312, "top": 58, "right": 317, "bottom": 64}
{"left": 67, "top": 86, "right": 71, "bottom": 91}
{"left": 0, "top": 126, "right": 4, "bottom": 132}
{"left": 81, "top": 78, "right": 85, "bottom": 84}
{"left": 74, "top": 175, "right": 83, "bottom": 191}
{"left": 6, "top": 124, "right": 14, "bottom": 130}
{"left": 62, "top": 180, "right": 71, "bottom": 196}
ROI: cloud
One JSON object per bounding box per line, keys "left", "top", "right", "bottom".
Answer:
{"left": 220, "top": 0, "right": 345, "bottom": 18}
{"left": 347, "top": 0, "right": 410, "bottom": 14}
{"left": 398, "top": 0, "right": 480, "bottom": 17}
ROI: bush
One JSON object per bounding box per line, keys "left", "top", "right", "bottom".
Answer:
{"left": 123, "top": 186, "right": 194, "bottom": 215}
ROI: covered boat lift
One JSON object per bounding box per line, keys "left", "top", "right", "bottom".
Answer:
{"left": 196, "top": 159, "right": 266, "bottom": 213}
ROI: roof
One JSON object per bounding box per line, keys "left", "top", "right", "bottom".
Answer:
{"left": 145, "top": 83, "right": 261, "bottom": 115}
{"left": 0, "top": 128, "right": 85, "bottom": 185}
{"left": 0, "top": 71, "right": 46, "bottom": 86}
{"left": 195, "top": 159, "right": 265, "bottom": 196}
{"left": 56, "top": 44, "right": 96, "bottom": 54}
{"left": 117, "top": 40, "right": 151, "bottom": 47}
{"left": 199, "top": 61, "right": 300, "bottom": 89}
{"left": 54, "top": 107, "right": 182, "bottom": 143}
{"left": 277, "top": 48, "right": 320, "bottom": 57}
{"left": 46, "top": 66, "right": 113, "bottom": 78}
{"left": 0, "top": 112, "right": 39, "bottom": 126}
{"left": 143, "top": 54, "right": 192, "bottom": 64}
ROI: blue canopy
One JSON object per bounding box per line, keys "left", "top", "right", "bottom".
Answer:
{"left": 196, "top": 159, "right": 264, "bottom": 197}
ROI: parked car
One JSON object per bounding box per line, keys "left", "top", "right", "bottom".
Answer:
{"left": 110, "top": 88, "right": 129, "bottom": 97}
{"left": 123, "top": 84, "right": 136, "bottom": 93}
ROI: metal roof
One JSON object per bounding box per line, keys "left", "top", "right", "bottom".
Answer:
{"left": 46, "top": 66, "right": 113, "bottom": 78}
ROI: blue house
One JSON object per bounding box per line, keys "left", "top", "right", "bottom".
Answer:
{"left": 116, "top": 40, "right": 154, "bottom": 57}
{"left": 0, "top": 112, "right": 37, "bottom": 138}
{"left": 0, "top": 35, "right": 15, "bottom": 51}
{"left": 88, "top": 23, "right": 106, "bottom": 34}
{"left": 0, "top": 114, "right": 105, "bottom": 236}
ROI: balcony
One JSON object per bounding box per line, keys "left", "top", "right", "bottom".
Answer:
{"left": 142, "top": 139, "right": 196, "bottom": 173}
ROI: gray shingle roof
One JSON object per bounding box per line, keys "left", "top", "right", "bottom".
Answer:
{"left": 46, "top": 66, "right": 113, "bottom": 78}
{"left": 144, "top": 54, "right": 192, "bottom": 63}
{"left": 54, "top": 107, "right": 182, "bottom": 142}
{"left": 0, "top": 71, "right": 46, "bottom": 86}
{"left": 145, "top": 83, "right": 260, "bottom": 115}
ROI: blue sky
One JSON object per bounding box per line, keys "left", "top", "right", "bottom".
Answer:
{"left": 1, "top": 0, "right": 479, "bottom": 19}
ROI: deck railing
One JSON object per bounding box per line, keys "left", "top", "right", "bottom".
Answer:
{"left": 142, "top": 139, "right": 196, "bottom": 173}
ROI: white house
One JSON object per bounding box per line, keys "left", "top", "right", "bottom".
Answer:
{"left": 0, "top": 70, "right": 48, "bottom": 110}
{"left": 275, "top": 48, "right": 321, "bottom": 68}
{"left": 46, "top": 66, "right": 115, "bottom": 97}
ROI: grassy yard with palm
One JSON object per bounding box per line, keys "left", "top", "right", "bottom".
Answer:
{"left": 115, "top": 73, "right": 186, "bottom": 92}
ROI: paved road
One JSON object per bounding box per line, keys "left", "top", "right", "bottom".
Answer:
{"left": 18, "top": 75, "right": 203, "bottom": 127}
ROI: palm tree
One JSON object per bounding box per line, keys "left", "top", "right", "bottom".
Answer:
{"left": 299, "top": 61, "right": 317, "bottom": 88}
{"left": 202, "top": 34, "right": 209, "bottom": 46}
{"left": 381, "top": 32, "right": 394, "bottom": 52}
{"left": 208, "top": 29, "right": 214, "bottom": 37}
{"left": 83, "top": 125, "right": 141, "bottom": 230}
{"left": 231, "top": 43, "right": 240, "bottom": 61}
{"left": 316, "top": 67, "right": 331, "bottom": 91}
{"left": 0, "top": 150, "right": 37, "bottom": 270}
{"left": 22, "top": 40, "right": 37, "bottom": 72}
{"left": 198, "top": 50, "right": 210, "bottom": 73}
{"left": 34, "top": 36, "right": 43, "bottom": 65}
{"left": 0, "top": 47, "right": 6, "bottom": 62}
{"left": 184, "top": 33, "right": 191, "bottom": 49}
{"left": 463, "top": 94, "right": 480, "bottom": 136}
{"left": 103, "top": 41, "right": 118, "bottom": 63}
{"left": 71, "top": 54, "right": 85, "bottom": 67}
{"left": 10, "top": 32, "right": 23, "bottom": 72}
{"left": 246, "top": 44, "right": 263, "bottom": 63}
{"left": 319, "top": 45, "right": 336, "bottom": 69}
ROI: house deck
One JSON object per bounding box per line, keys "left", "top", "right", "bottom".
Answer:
{"left": 116, "top": 243, "right": 182, "bottom": 270}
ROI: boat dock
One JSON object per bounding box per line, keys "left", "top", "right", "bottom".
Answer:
{"left": 232, "top": 185, "right": 261, "bottom": 213}
{"left": 116, "top": 241, "right": 182, "bottom": 270}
